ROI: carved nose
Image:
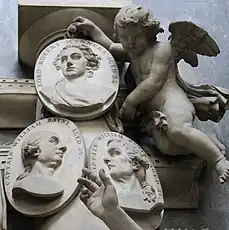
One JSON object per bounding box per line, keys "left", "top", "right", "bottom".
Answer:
{"left": 67, "top": 61, "right": 73, "bottom": 67}
{"left": 103, "top": 156, "right": 110, "bottom": 164}
{"left": 59, "top": 146, "right": 67, "bottom": 153}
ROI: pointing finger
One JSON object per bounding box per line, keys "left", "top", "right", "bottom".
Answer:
{"left": 99, "top": 169, "right": 112, "bottom": 188}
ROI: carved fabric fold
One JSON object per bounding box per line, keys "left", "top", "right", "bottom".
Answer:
{"left": 176, "top": 73, "right": 229, "bottom": 122}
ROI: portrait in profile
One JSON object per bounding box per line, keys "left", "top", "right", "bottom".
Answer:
{"left": 39, "top": 43, "right": 116, "bottom": 112}
{"left": 103, "top": 138, "right": 156, "bottom": 209}
{"left": 12, "top": 130, "right": 67, "bottom": 200}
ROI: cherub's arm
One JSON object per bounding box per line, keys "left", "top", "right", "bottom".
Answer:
{"left": 68, "top": 17, "right": 129, "bottom": 61}
{"left": 89, "top": 24, "right": 113, "bottom": 50}
{"left": 126, "top": 44, "right": 173, "bottom": 106}
{"left": 91, "top": 26, "right": 129, "bottom": 61}
{"left": 89, "top": 28, "right": 129, "bottom": 61}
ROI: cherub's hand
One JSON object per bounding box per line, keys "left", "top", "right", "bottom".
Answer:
{"left": 120, "top": 99, "right": 136, "bottom": 120}
{"left": 65, "top": 17, "right": 97, "bottom": 38}
{"left": 77, "top": 168, "right": 119, "bottom": 220}
{"left": 65, "top": 24, "right": 78, "bottom": 38}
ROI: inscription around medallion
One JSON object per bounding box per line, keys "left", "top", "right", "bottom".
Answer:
{"left": 4, "top": 117, "right": 86, "bottom": 217}
{"left": 35, "top": 39, "right": 119, "bottom": 120}
{"left": 88, "top": 132, "right": 164, "bottom": 213}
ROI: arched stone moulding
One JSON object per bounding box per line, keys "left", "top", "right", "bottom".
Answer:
{"left": 18, "top": 0, "right": 132, "bottom": 67}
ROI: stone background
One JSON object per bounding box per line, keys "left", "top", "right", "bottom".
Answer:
{"left": 1, "top": 0, "right": 229, "bottom": 229}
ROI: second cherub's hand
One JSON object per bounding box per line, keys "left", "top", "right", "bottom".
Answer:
{"left": 77, "top": 168, "right": 119, "bottom": 220}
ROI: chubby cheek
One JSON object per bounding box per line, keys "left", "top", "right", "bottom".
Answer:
{"left": 119, "top": 39, "right": 128, "bottom": 48}
{"left": 135, "top": 38, "right": 146, "bottom": 48}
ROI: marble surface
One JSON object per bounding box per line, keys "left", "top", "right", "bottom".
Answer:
{"left": 1, "top": 0, "right": 229, "bottom": 229}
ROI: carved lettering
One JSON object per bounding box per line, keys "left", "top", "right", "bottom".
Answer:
{"left": 35, "top": 69, "right": 43, "bottom": 87}
{"left": 78, "top": 147, "right": 84, "bottom": 156}
{"left": 72, "top": 128, "right": 82, "bottom": 144}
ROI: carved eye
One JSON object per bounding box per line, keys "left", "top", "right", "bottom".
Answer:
{"left": 71, "top": 53, "right": 81, "bottom": 60}
{"left": 49, "top": 136, "right": 60, "bottom": 145}
{"left": 110, "top": 148, "right": 121, "bottom": 156}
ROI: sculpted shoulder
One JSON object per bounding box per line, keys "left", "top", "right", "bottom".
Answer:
{"left": 152, "top": 42, "right": 174, "bottom": 63}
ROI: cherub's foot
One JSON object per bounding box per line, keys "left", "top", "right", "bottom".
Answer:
{"left": 215, "top": 159, "right": 229, "bottom": 184}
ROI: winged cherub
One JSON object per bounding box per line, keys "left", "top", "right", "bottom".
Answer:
{"left": 66, "top": 4, "right": 229, "bottom": 184}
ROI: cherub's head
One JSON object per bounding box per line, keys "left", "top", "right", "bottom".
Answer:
{"left": 53, "top": 44, "right": 101, "bottom": 79}
{"left": 114, "top": 4, "right": 164, "bottom": 55}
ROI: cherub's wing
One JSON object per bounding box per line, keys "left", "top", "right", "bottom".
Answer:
{"left": 169, "top": 21, "right": 220, "bottom": 66}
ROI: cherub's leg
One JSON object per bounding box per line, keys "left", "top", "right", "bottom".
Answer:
{"left": 166, "top": 112, "right": 229, "bottom": 184}
{"left": 151, "top": 121, "right": 226, "bottom": 156}
{"left": 140, "top": 111, "right": 190, "bottom": 155}
{"left": 151, "top": 128, "right": 191, "bottom": 155}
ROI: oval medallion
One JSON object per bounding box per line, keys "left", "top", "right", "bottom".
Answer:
{"left": 88, "top": 132, "right": 164, "bottom": 213}
{"left": 4, "top": 117, "right": 86, "bottom": 217}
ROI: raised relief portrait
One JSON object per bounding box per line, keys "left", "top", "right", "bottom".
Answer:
{"left": 12, "top": 130, "right": 67, "bottom": 199}
{"left": 40, "top": 44, "right": 115, "bottom": 111}
{"left": 4, "top": 118, "right": 85, "bottom": 217}
{"left": 104, "top": 139, "right": 156, "bottom": 204}
{"left": 35, "top": 39, "right": 119, "bottom": 120}
{"left": 89, "top": 132, "right": 164, "bottom": 213}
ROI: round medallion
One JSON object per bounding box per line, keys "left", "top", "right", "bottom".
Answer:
{"left": 4, "top": 117, "right": 86, "bottom": 217}
{"left": 34, "top": 39, "right": 119, "bottom": 120}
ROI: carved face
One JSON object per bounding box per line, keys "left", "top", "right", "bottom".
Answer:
{"left": 104, "top": 141, "right": 133, "bottom": 180}
{"left": 60, "top": 47, "right": 87, "bottom": 79}
{"left": 37, "top": 135, "right": 67, "bottom": 170}
{"left": 117, "top": 24, "right": 148, "bottom": 56}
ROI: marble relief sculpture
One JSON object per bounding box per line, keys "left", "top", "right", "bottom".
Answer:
{"left": 66, "top": 4, "right": 229, "bottom": 184}
{"left": 88, "top": 132, "right": 164, "bottom": 213}
{"left": 78, "top": 168, "right": 144, "bottom": 230}
{"left": 35, "top": 39, "right": 119, "bottom": 120}
{"left": 4, "top": 118, "right": 86, "bottom": 217}
{"left": 3, "top": 2, "right": 229, "bottom": 229}
{"left": 12, "top": 130, "right": 67, "bottom": 199}
{"left": 40, "top": 44, "right": 115, "bottom": 111}
{"left": 104, "top": 139, "right": 156, "bottom": 203}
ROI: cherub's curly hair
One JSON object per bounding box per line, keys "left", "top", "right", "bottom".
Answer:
{"left": 53, "top": 44, "right": 101, "bottom": 75}
{"left": 113, "top": 4, "right": 164, "bottom": 43}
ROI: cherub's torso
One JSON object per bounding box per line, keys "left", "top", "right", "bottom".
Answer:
{"left": 130, "top": 42, "right": 191, "bottom": 112}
